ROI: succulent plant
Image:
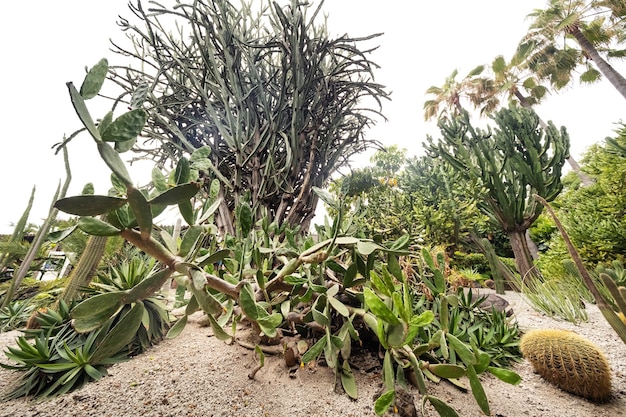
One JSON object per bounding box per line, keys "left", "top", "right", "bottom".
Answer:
{"left": 520, "top": 328, "right": 611, "bottom": 402}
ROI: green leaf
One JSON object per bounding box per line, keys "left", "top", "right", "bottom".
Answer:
{"left": 152, "top": 168, "right": 168, "bottom": 192}
{"left": 77, "top": 217, "right": 122, "bottom": 236}
{"left": 47, "top": 226, "right": 77, "bottom": 243}
{"left": 387, "top": 253, "right": 403, "bottom": 282}
{"left": 101, "top": 109, "right": 147, "bottom": 143}
{"left": 383, "top": 350, "right": 394, "bottom": 390}
{"left": 239, "top": 283, "right": 258, "bottom": 320}
{"left": 127, "top": 187, "right": 152, "bottom": 239}
{"left": 357, "top": 240, "right": 382, "bottom": 256}
{"left": 115, "top": 137, "right": 136, "bottom": 153}
{"left": 179, "top": 200, "right": 195, "bottom": 226}
{"left": 467, "top": 364, "right": 490, "bottom": 415}
{"left": 91, "top": 301, "right": 145, "bottom": 363}
{"left": 256, "top": 312, "right": 283, "bottom": 338}
{"left": 446, "top": 333, "right": 476, "bottom": 365}
{"left": 363, "top": 288, "right": 400, "bottom": 324}
{"left": 238, "top": 202, "right": 253, "bottom": 237}
{"left": 97, "top": 141, "right": 133, "bottom": 186}
{"left": 374, "top": 390, "right": 395, "bottom": 416}
{"left": 343, "top": 263, "right": 358, "bottom": 288}
{"left": 312, "top": 186, "right": 338, "bottom": 211}
{"left": 179, "top": 225, "right": 203, "bottom": 258}
{"left": 488, "top": 367, "right": 521, "bottom": 385}
{"left": 54, "top": 195, "right": 127, "bottom": 216}
{"left": 79, "top": 58, "right": 108, "bottom": 99}
{"left": 149, "top": 182, "right": 201, "bottom": 206}
{"left": 166, "top": 316, "right": 188, "bottom": 339}
{"left": 205, "top": 313, "right": 232, "bottom": 341}
{"left": 428, "top": 364, "right": 465, "bottom": 379}
{"left": 71, "top": 292, "right": 125, "bottom": 321}
{"left": 98, "top": 111, "right": 114, "bottom": 135}
{"left": 197, "top": 249, "right": 231, "bottom": 268}
{"left": 67, "top": 82, "right": 100, "bottom": 141}
{"left": 175, "top": 158, "right": 191, "bottom": 185}
{"left": 341, "top": 361, "right": 358, "bottom": 399}
{"left": 328, "top": 296, "right": 349, "bottom": 317}
{"left": 189, "top": 285, "right": 222, "bottom": 316}
{"left": 424, "top": 396, "right": 460, "bottom": 417}
{"left": 387, "top": 323, "right": 407, "bottom": 348}
{"left": 301, "top": 336, "right": 327, "bottom": 364}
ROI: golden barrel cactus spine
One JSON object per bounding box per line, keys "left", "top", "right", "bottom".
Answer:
{"left": 520, "top": 329, "right": 612, "bottom": 402}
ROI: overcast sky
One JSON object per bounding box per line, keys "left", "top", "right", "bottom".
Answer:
{"left": 1, "top": 1, "right": 624, "bottom": 234}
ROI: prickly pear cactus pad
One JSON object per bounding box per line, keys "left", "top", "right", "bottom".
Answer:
{"left": 520, "top": 329, "right": 612, "bottom": 402}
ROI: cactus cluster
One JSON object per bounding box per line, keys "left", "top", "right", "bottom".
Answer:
{"left": 520, "top": 329, "right": 612, "bottom": 402}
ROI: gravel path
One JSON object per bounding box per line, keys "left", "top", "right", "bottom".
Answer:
{"left": 0, "top": 290, "right": 624, "bottom": 417}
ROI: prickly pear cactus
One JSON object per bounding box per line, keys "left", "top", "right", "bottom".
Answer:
{"left": 520, "top": 329, "right": 612, "bottom": 402}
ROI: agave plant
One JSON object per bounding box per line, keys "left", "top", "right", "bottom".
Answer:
{"left": 0, "top": 299, "right": 35, "bottom": 332}
{"left": 1, "top": 300, "right": 142, "bottom": 399}
{"left": 89, "top": 254, "right": 171, "bottom": 354}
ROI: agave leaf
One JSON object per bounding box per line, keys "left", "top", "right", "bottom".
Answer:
{"left": 91, "top": 301, "right": 145, "bottom": 363}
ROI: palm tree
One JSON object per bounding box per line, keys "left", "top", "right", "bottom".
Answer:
{"left": 524, "top": 0, "right": 626, "bottom": 99}
{"left": 423, "top": 65, "right": 490, "bottom": 121}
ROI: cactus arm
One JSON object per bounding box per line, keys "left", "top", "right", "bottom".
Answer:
{"left": 58, "top": 235, "right": 108, "bottom": 304}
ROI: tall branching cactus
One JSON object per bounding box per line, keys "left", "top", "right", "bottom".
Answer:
{"left": 426, "top": 105, "right": 569, "bottom": 281}
{"left": 109, "top": 0, "right": 390, "bottom": 235}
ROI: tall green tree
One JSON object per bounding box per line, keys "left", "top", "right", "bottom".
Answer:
{"left": 426, "top": 105, "right": 569, "bottom": 279}
{"left": 109, "top": 0, "right": 389, "bottom": 235}
{"left": 523, "top": 0, "right": 626, "bottom": 98}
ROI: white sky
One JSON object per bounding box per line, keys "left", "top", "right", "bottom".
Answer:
{"left": 1, "top": 1, "right": 624, "bottom": 234}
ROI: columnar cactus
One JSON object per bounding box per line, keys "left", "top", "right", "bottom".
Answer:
{"left": 520, "top": 329, "right": 612, "bottom": 402}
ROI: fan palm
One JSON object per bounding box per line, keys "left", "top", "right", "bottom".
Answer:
{"left": 523, "top": 0, "right": 626, "bottom": 99}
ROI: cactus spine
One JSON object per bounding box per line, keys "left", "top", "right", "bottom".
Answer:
{"left": 520, "top": 329, "right": 611, "bottom": 402}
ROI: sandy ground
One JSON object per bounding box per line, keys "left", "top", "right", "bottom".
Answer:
{"left": 0, "top": 289, "right": 624, "bottom": 417}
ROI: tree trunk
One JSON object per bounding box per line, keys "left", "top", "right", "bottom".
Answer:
{"left": 508, "top": 228, "right": 538, "bottom": 282}
{"left": 569, "top": 26, "right": 626, "bottom": 100}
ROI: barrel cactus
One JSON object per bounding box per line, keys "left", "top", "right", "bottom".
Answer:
{"left": 520, "top": 329, "right": 611, "bottom": 402}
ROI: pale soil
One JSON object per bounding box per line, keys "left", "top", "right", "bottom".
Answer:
{"left": 0, "top": 290, "right": 624, "bottom": 417}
